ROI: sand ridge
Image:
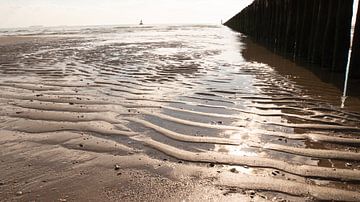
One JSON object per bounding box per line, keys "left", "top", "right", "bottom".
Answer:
{"left": 1, "top": 25, "right": 360, "bottom": 201}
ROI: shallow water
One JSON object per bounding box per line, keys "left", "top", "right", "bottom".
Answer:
{"left": 1, "top": 25, "right": 360, "bottom": 200}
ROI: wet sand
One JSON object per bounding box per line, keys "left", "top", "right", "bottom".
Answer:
{"left": 1, "top": 25, "right": 360, "bottom": 201}
{"left": 0, "top": 36, "right": 44, "bottom": 45}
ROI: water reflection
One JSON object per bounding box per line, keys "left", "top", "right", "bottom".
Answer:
{"left": 239, "top": 35, "right": 360, "bottom": 110}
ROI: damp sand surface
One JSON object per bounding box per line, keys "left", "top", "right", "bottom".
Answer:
{"left": 1, "top": 25, "right": 360, "bottom": 201}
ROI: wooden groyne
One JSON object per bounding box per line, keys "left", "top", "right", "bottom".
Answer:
{"left": 225, "top": 0, "right": 359, "bottom": 79}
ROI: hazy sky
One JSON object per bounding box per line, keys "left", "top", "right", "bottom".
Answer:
{"left": 0, "top": 0, "right": 254, "bottom": 28}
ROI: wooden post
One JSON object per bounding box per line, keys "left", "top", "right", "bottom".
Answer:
{"left": 307, "top": 0, "right": 320, "bottom": 63}
{"left": 284, "top": 0, "right": 297, "bottom": 57}
{"left": 311, "top": 0, "right": 329, "bottom": 65}
{"left": 296, "top": 0, "right": 313, "bottom": 61}
{"left": 274, "top": 0, "right": 283, "bottom": 52}
{"left": 294, "top": 0, "right": 304, "bottom": 60}
{"left": 350, "top": 0, "right": 360, "bottom": 78}
{"left": 279, "top": 0, "right": 288, "bottom": 54}
{"left": 268, "top": 0, "right": 277, "bottom": 48}
{"left": 332, "top": 0, "right": 353, "bottom": 72}
{"left": 321, "top": 0, "right": 338, "bottom": 69}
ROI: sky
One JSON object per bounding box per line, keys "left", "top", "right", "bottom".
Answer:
{"left": 0, "top": 0, "right": 254, "bottom": 28}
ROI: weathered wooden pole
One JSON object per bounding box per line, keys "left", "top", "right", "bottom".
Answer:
{"left": 268, "top": 0, "right": 277, "bottom": 48}
{"left": 332, "top": 0, "right": 354, "bottom": 72}
{"left": 279, "top": 0, "right": 288, "bottom": 54}
{"left": 311, "top": 0, "right": 329, "bottom": 65}
{"left": 293, "top": 0, "right": 304, "bottom": 60}
{"left": 254, "top": 0, "right": 260, "bottom": 41}
{"left": 350, "top": 1, "right": 360, "bottom": 78}
{"left": 259, "top": 0, "right": 267, "bottom": 44}
{"left": 284, "top": 0, "right": 297, "bottom": 57}
{"left": 273, "top": 0, "right": 281, "bottom": 52}
{"left": 296, "top": 0, "right": 313, "bottom": 61}
{"left": 276, "top": 0, "right": 286, "bottom": 53}
{"left": 320, "top": 0, "right": 338, "bottom": 69}
{"left": 306, "top": 0, "right": 320, "bottom": 63}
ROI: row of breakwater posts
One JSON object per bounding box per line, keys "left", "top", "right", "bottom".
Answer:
{"left": 225, "top": 0, "right": 360, "bottom": 80}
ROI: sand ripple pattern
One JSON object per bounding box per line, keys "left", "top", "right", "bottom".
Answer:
{"left": 1, "top": 25, "right": 360, "bottom": 201}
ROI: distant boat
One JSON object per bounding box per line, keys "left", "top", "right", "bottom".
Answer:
{"left": 139, "top": 20, "right": 143, "bottom": 26}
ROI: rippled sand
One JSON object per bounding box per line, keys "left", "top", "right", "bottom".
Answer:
{"left": 1, "top": 25, "right": 360, "bottom": 201}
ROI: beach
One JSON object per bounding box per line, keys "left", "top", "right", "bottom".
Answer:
{"left": 1, "top": 25, "right": 360, "bottom": 201}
